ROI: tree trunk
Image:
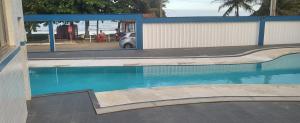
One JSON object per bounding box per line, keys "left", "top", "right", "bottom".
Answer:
{"left": 270, "top": 0, "right": 277, "bottom": 16}
{"left": 96, "top": 20, "right": 99, "bottom": 36}
{"left": 117, "top": 22, "right": 121, "bottom": 33}
{"left": 28, "top": 25, "right": 32, "bottom": 35}
{"left": 236, "top": 6, "right": 239, "bottom": 16}
{"left": 85, "top": 20, "right": 89, "bottom": 38}
{"left": 251, "top": 0, "right": 270, "bottom": 16}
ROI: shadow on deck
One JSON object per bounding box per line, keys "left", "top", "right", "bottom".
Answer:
{"left": 27, "top": 91, "right": 300, "bottom": 123}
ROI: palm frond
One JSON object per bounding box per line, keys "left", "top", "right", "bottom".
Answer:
{"left": 223, "top": 5, "right": 235, "bottom": 16}
{"left": 240, "top": 2, "right": 254, "bottom": 12}
{"left": 218, "top": 0, "right": 235, "bottom": 12}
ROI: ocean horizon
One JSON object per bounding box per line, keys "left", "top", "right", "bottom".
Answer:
{"left": 33, "top": 20, "right": 119, "bottom": 35}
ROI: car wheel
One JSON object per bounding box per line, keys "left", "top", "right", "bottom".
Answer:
{"left": 124, "top": 44, "right": 133, "bottom": 49}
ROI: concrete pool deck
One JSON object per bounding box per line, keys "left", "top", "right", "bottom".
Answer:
{"left": 26, "top": 91, "right": 300, "bottom": 123}
{"left": 28, "top": 45, "right": 300, "bottom": 115}
{"left": 29, "top": 47, "right": 300, "bottom": 67}
{"left": 95, "top": 85, "right": 300, "bottom": 114}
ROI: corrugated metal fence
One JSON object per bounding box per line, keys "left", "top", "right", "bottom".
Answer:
{"left": 264, "top": 21, "right": 300, "bottom": 45}
{"left": 142, "top": 16, "right": 300, "bottom": 49}
{"left": 24, "top": 15, "right": 300, "bottom": 51}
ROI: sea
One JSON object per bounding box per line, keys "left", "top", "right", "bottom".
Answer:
{"left": 32, "top": 20, "right": 119, "bottom": 35}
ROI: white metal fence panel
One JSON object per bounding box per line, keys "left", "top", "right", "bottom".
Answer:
{"left": 264, "top": 21, "right": 300, "bottom": 45}
{"left": 143, "top": 22, "right": 259, "bottom": 49}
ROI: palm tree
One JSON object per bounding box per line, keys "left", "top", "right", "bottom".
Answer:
{"left": 277, "top": 0, "right": 300, "bottom": 15}
{"left": 213, "top": 0, "right": 254, "bottom": 16}
{"left": 132, "top": 0, "right": 169, "bottom": 17}
{"left": 252, "top": 0, "right": 300, "bottom": 16}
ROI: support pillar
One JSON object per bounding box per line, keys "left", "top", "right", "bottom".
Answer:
{"left": 48, "top": 21, "right": 55, "bottom": 52}
{"left": 136, "top": 15, "right": 143, "bottom": 50}
{"left": 258, "top": 17, "right": 265, "bottom": 46}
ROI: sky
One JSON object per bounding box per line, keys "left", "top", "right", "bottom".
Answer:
{"left": 165, "top": 0, "right": 259, "bottom": 17}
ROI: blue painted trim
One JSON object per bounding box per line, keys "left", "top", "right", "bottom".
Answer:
{"left": 136, "top": 16, "right": 143, "bottom": 50}
{"left": 48, "top": 21, "right": 55, "bottom": 52}
{"left": 144, "top": 16, "right": 261, "bottom": 23}
{"left": 24, "top": 14, "right": 300, "bottom": 51}
{"left": 24, "top": 14, "right": 142, "bottom": 21}
{"left": 24, "top": 14, "right": 300, "bottom": 23}
{"left": 143, "top": 16, "right": 300, "bottom": 24}
{"left": 0, "top": 47, "right": 21, "bottom": 72}
{"left": 258, "top": 17, "right": 266, "bottom": 46}
{"left": 25, "top": 14, "right": 144, "bottom": 51}
{"left": 265, "top": 16, "right": 300, "bottom": 21}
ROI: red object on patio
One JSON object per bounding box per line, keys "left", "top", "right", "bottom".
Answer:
{"left": 56, "top": 24, "right": 78, "bottom": 40}
{"left": 68, "top": 25, "right": 73, "bottom": 40}
{"left": 96, "top": 33, "right": 106, "bottom": 42}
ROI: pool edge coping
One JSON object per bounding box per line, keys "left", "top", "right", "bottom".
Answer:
{"left": 29, "top": 85, "right": 300, "bottom": 115}
{"left": 94, "top": 84, "right": 300, "bottom": 115}
{"left": 96, "top": 96, "right": 300, "bottom": 115}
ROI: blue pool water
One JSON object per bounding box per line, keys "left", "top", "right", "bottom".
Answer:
{"left": 30, "top": 53, "right": 300, "bottom": 96}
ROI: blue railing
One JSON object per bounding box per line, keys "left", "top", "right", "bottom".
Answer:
{"left": 24, "top": 14, "right": 144, "bottom": 51}
{"left": 24, "top": 14, "right": 300, "bottom": 52}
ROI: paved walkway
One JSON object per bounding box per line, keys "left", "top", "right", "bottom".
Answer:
{"left": 27, "top": 42, "right": 120, "bottom": 52}
{"left": 28, "top": 47, "right": 300, "bottom": 67}
{"left": 27, "top": 91, "right": 300, "bottom": 123}
{"left": 28, "top": 44, "right": 300, "bottom": 60}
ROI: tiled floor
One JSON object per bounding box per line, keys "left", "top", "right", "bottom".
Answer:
{"left": 27, "top": 91, "right": 300, "bottom": 123}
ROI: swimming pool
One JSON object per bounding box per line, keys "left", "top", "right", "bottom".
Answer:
{"left": 30, "top": 53, "right": 300, "bottom": 96}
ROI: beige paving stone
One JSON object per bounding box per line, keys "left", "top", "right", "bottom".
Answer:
{"left": 95, "top": 85, "right": 300, "bottom": 109}
{"left": 96, "top": 92, "right": 132, "bottom": 107}
{"left": 153, "top": 88, "right": 192, "bottom": 100}
{"left": 95, "top": 85, "right": 300, "bottom": 114}
{"left": 182, "top": 86, "right": 221, "bottom": 97}
{"left": 122, "top": 89, "right": 163, "bottom": 103}
{"left": 97, "top": 102, "right": 156, "bottom": 114}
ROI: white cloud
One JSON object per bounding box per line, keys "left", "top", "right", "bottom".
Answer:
{"left": 166, "top": 0, "right": 219, "bottom": 10}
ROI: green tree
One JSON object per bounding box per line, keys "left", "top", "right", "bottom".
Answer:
{"left": 23, "top": 0, "right": 110, "bottom": 36}
{"left": 252, "top": 0, "right": 300, "bottom": 16}
{"left": 132, "top": 0, "right": 151, "bottom": 13}
{"left": 71, "top": 0, "right": 109, "bottom": 37}
{"left": 213, "top": 0, "right": 254, "bottom": 16}
{"left": 145, "top": 0, "right": 169, "bottom": 17}
{"left": 22, "top": 0, "right": 168, "bottom": 34}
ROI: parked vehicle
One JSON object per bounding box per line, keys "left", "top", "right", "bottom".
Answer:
{"left": 119, "top": 32, "right": 136, "bottom": 49}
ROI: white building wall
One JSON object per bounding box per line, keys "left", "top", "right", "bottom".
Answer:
{"left": 143, "top": 22, "right": 259, "bottom": 49}
{"left": 264, "top": 21, "right": 300, "bottom": 45}
{"left": 0, "top": 49, "right": 28, "bottom": 123}
{"left": 0, "top": 0, "right": 29, "bottom": 122}
{"left": 4, "top": 0, "right": 27, "bottom": 46}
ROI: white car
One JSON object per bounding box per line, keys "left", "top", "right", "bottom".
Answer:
{"left": 119, "top": 32, "right": 136, "bottom": 49}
